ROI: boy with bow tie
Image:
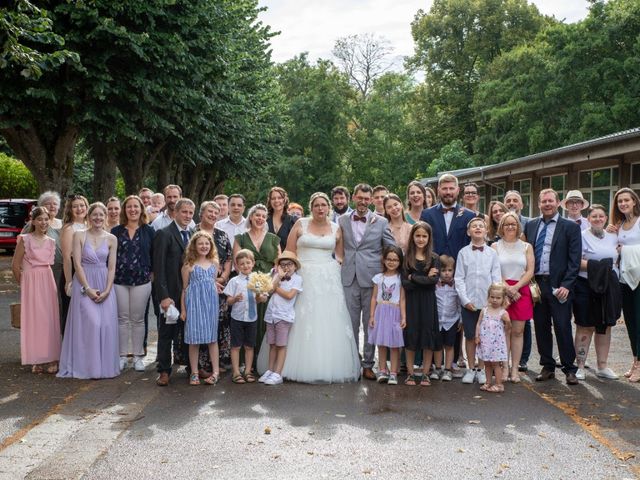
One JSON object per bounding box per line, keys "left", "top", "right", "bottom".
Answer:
{"left": 455, "top": 218, "right": 502, "bottom": 385}
{"left": 434, "top": 255, "right": 461, "bottom": 381}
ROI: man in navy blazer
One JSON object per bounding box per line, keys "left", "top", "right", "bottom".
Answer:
{"left": 420, "top": 173, "right": 476, "bottom": 258}
{"left": 524, "top": 188, "right": 581, "bottom": 385}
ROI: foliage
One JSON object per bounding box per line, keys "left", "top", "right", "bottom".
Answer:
{"left": 0, "top": 153, "right": 38, "bottom": 198}
{"left": 473, "top": 0, "right": 640, "bottom": 163}
{"left": 424, "top": 139, "right": 474, "bottom": 177}
{"left": 0, "top": 0, "right": 79, "bottom": 79}
{"left": 408, "top": 0, "right": 550, "bottom": 155}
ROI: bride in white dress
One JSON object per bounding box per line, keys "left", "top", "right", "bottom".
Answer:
{"left": 258, "top": 192, "right": 360, "bottom": 383}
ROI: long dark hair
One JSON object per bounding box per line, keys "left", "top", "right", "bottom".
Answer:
{"left": 404, "top": 221, "right": 433, "bottom": 273}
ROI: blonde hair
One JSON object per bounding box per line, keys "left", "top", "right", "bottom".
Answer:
{"left": 183, "top": 231, "right": 219, "bottom": 266}
{"left": 308, "top": 192, "right": 332, "bottom": 222}
{"left": 487, "top": 282, "right": 509, "bottom": 307}
{"left": 497, "top": 211, "right": 522, "bottom": 238}
{"left": 235, "top": 248, "right": 255, "bottom": 264}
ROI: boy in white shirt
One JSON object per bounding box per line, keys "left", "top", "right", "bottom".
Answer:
{"left": 435, "top": 255, "right": 461, "bottom": 381}
{"left": 259, "top": 251, "right": 303, "bottom": 385}
{"left": 455, "top": 218, "right": 502, "bottom": 384}
{"left": 223, "top": 249, "right": 267, "bottom": 384}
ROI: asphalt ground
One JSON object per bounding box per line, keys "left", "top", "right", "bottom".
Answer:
{"left": 0, "top": 252, "right": 638, "bottom": 479}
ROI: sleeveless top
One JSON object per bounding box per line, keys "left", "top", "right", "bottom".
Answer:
{"left": 495, "top": 239, "right": 528, "bottom": 280}
{"left": 617, "top": 216, "right": 640, "bottom": 246}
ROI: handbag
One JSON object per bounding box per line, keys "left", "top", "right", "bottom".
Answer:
{"left": 529, "top": 279, "right": 541, "bottom": 304}
{"left": 10, "top": 303, "right": 20, "bottom": 329}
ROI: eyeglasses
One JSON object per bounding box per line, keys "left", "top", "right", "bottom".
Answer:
{"left": 464, "top": 191, "right": 478, "bottom": 196}
{"left": 279, "top": 261, "right": 295, "bottom": 267}
{"left": 503, "top": 223, "right": 518, "bottom": 228}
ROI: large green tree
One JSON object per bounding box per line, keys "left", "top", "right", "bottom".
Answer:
{"left": 473, "top": 0, "right": 640, "bottom": 163}
{"left": 409, "top": 0, "right": 549, "bottom": 157}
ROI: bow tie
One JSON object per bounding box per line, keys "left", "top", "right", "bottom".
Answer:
{"left": 441, "top": 207, "right": 455, "bottom": 213}
{"left": 439, "top": 280, "right": 454, "bottom": 287}
{"left": 575, "top": 219, "right": 581, "bottom": 225}
{"left": 472, "top": 245, "right": 484, "bottom": 252}
{"left": 353, "top": 215, "right": 367, "bottom": 223}
{"left": 281, "top": 275, "right": 291, "bottom": 281}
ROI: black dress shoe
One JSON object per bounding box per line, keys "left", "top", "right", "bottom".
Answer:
{"left": 535, "top": 369, "right": 555, "bottom": 382}
{"left": 518, "top": 363, "right": 528, "bottom": 372}
{"left": 566, "top": 372, "right": 579, "bottom": 385}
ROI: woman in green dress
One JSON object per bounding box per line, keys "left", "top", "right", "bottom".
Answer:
{"left": 233, "top": 204, "right": 281, "bottom": 353}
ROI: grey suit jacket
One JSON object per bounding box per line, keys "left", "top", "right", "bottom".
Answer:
{"left": 339, "top": 212, "right": 396, "bottom": 288}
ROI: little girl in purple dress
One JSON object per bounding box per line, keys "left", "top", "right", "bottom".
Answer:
{"left": 368, "top": 246, "right": 406, "bottom": 385}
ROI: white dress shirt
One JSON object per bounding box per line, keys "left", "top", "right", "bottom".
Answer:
{"left": 215, "top": 216, "right": 246, "bottom": 248}
{"left": 455, "top": 243, "right": 502, "bottom": 308}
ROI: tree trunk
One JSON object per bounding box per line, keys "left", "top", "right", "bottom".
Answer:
{"left": 0, "top": 122, "right": 78, "bottom": 197}
{"left": 116, "top": 142, "right": 164, "bottom": 195}
{"left": 90, "top": 140, "right": 117, "bottom": 201}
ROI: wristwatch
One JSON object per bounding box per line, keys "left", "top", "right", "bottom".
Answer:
{"left": 80, "top": 286, "right": 87, "bottom": 296}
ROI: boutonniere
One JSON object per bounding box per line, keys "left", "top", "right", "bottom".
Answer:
{"left": 456, "top": 207, "right": 465, "bottom": 218}
{"left": 369, "top": 215, "right": 377, "bottom": 225}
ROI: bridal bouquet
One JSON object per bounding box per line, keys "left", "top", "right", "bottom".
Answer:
{"left": 247, "top": 272, "right": 273, "bottom": 296}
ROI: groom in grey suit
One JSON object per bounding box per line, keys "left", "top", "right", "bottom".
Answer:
{"left": 338, "top": 184, "right": 396, "bottom": 380}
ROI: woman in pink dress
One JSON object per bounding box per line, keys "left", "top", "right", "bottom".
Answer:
{"left": 11, "top": 206, "right": 61, "bottom": 374}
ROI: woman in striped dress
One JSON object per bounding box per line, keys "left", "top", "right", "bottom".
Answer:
{"left": 180, "top": 231, "right": 220, "bottom": 385}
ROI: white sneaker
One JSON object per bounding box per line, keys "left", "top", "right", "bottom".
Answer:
{"left": 258, "top": 370, "right": 273, "bottom": 383}
{"left": 476, "top": 370, "right": 487, "bottom": 385}
{"left": 576, "top": 368, "right": 586, "bottom": 380}
{"left": 264, "top": 372, "right": 283, "bottom": 385}
{"left": 461, "top": 369, "right": 476, "bottom": 384}
{"left": 133, "top": 356, "right": 145, "bottom": 372}
{"left": 119, "top": 356, "right": 128, "bottom": 370}
{"left": 429, "top": 369, "right": 441, "bottom": 380}
{"left": 441, "top": 369, "right": 453, "bottom": 382}
{"left": 451, "top": 366, "right": 464, "bottom": 378}
{"left": 595, "top": 367, "right": 619, "bottom": 380}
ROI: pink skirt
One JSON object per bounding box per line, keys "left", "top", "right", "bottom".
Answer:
{"left": 506, "top": 279, "right": 533, "bottom": 321}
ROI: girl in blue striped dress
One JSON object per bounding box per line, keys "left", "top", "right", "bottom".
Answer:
{"left": 181, "top": 231, "right": 220, "bottom": 385}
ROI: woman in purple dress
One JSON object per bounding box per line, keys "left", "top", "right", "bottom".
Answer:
{"left": 58, "top": 202, "right": 120, "bottom": 379}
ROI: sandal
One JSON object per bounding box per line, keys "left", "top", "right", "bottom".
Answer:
{"left": 244, "top": 371, "right": 257, "bottom": 383}
{"left": 510, "top": 374, "right": 521, "bottom": 384}
{"left": 46, "top": 363, "right": 58, "bottom": 374}
{"left": 32, "top": 365, "right": 44, "bottom": 374}
{"left": 189, "top": 373, "right": 201, "bottom": 385}
{"left": 479, "top": 383, "right": 492, "bottom": 391}
{"left": 404, "top": 374, "right": 418, "bottom": 386}
{"left": 489, "top": 384, "right": 504, "bottom": 393}
{"left": 420, "top": 375, "right": 431, "bottom": 387}
{"left": 203, "top": 373, "right": 219, "bottom": 385}
{"left": 232, "top": 373, "right": 246, "bottom": 384}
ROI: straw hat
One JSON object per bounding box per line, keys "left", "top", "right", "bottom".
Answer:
{"left": 560, "top": 190, "right": 589, "bottom": 210}
{"left": 276, "top": 250, "right": 301, "bottom": 269}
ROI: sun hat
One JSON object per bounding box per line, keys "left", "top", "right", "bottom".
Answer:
{"left": 276, "top": 250, "right": 301, "bottom": 269}
{"left": 560, "top": 190, "right": 589, "bottom": 210}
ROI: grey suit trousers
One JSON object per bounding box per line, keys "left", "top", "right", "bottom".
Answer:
{"left": 344, "top": 279, "right": 374, "bottom": 369}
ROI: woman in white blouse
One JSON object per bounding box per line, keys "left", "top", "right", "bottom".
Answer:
{"left": 492, "top": 212, "right": 534, "bottom": 382}
{"left": 573, "top": 205, "right": 620, "bottom": 380}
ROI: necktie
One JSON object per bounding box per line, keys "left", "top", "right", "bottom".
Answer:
{"left": 180, "top": 230, "right": 189, "bottom": 246}
{"left": 353, "top": 215, "right": 367, "bottom": 223}
{"left": 247, "top": 288, "right": 257, "bottom": 319}
{"left": 534, "top": 221, "right": 549, "bottom": 272}
{"left": 472, "top": 245, "right": 484, "bottom": 252}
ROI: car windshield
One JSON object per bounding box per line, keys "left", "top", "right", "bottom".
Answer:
{"left": 0, "top": 203, "right": 28, "bottom": 228}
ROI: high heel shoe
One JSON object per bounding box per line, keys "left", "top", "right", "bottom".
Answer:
{"left": 629, "top": 363, "right": 640, "bottom": 383}
{"left": 624, "top": 360, "right": 638, "bottom": 378}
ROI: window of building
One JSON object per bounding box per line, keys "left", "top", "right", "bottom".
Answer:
{"left": 540, "top": 174, "right": 567, "bottom": 200}
{"left": 511, "top": 179, "right": 531, "bottom": 217}
{"left": 578, "top": 166, "right": 619, "bottom": 213}
{"left": 489, "top": 182, "right": 506, "bottom": 202}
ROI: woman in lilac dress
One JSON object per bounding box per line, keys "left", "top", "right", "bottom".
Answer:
{"left": 58, "top": 202, "right": 120, "bottom": 379}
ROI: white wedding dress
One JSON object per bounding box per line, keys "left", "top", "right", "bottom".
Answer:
{"left": 257, "top": 218, "right": 360, "bottom": 383}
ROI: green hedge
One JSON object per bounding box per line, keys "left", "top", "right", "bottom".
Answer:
{"left": 0, "top": 154, "right": 38, "bottom": 199}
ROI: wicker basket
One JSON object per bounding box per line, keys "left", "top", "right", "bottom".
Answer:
{"left": 10, "top": 303, "right": 20, "bottom": 329}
